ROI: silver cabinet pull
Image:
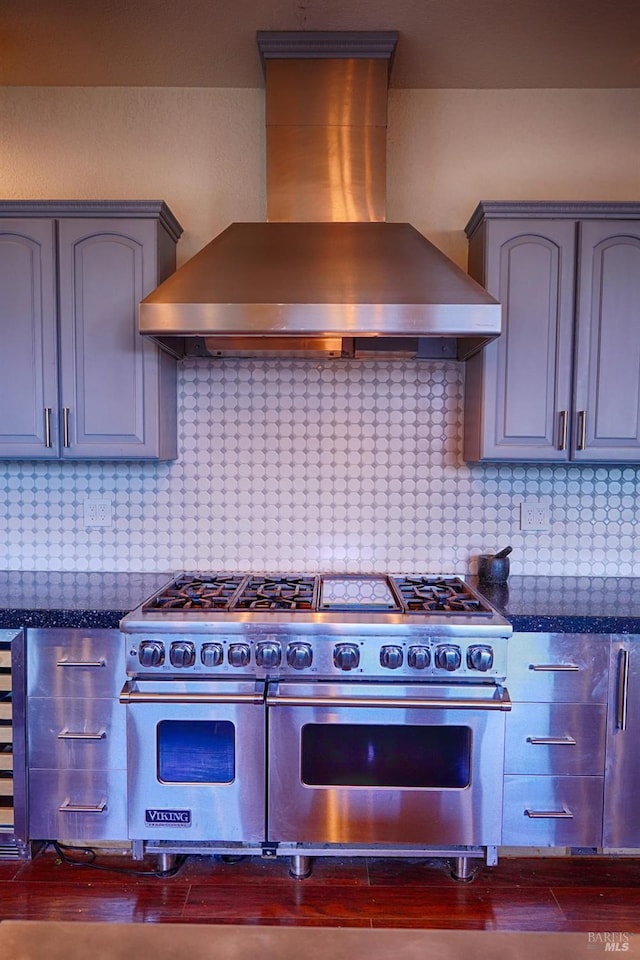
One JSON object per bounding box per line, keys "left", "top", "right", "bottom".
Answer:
{"left": 62, "top": 407, "right": 70, "bottom": 447}
{"left": 527, "top": 736, "right": 576, "bottom": 746}
{"left": 558, "top": 409, "right": 568, "bottom": 451}
{"left": 44, "top": 407, "right": 52, "bottom": 448}
{"left": 525, "top": 807, "right": 573, "bottom": 819}
{"left": 616, "top": 647, "right": 629, "bottom": 731}
{"left": 577, "top": 409, "right": 587, "bottom": 450}
{"left": 57, "top": 658, "right": 106, "bottom": 668}
{"left": 529, "top": 663, "right": 580, "bottom": 672}
{"left": 58, "top": 729, "right": 106, "bottom": 740}
{"left": 59, "top": 799, "right": 107, "bottom": 814}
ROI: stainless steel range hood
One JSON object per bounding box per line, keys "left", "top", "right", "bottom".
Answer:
{"left": 140, "top": 31, "right": 501, "bottom": 361}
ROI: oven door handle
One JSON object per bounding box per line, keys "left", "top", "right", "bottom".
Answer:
{"left": 119, "top": 681, "right": 264, "bottom": 705}
{"left": 266, "top": 688, "right": 512, "bottom": 711}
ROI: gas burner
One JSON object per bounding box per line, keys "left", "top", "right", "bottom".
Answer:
{"left": 392, "top": 576, "right": 493, "bottom": 615}
{"left": 143, "top": 574, "right": 245, "bottom": 611}
{"left": 233, "top": 576, "right": 317, "bottom": 611}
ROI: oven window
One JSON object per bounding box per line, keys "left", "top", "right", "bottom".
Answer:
{"left": 157, "top": 720, "right": 235, "bottom": 783}
{"left": 301, "top": 724, "right": 471, "bottom": 788}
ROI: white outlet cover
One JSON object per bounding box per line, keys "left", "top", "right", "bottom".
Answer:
{"left": 520, "top": 500, "right": 550, "bottom": 531}
{"left": 84, "top": 498, "right": 112, "bottom": 527}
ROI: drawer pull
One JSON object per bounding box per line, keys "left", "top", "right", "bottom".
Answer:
{"left": 527, "top": 736, "right": 577, "bottom": 746}
{"left": 57, "top": 730, "right": 106, "bottom": 741}
{"left": 57, "top": 659, "right": 106, "bottom": 669}
{"left": 58, "top": 799, "right": 107, "bottom": 814}
{"left": 524, "top": 807, "right": 573, "bottom": 819}
{"left": 529, "top": 664, "right": 580, "bottom": 672}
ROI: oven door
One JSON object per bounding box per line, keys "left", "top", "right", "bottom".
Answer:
{"left": 267, "top": 681, "right": 510, "bottom": 846}
{"left": 121, "top": 679, "right": 265, "bottom": 842}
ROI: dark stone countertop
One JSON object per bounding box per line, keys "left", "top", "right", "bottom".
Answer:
{"left": 0, "top": 571, "right": 639, "bottom": 634}
{"left": 474, "top": 575, "right": 640, "bottom": 634}
{"left": 0, "top": 571, "right": 172, "bottom": 630}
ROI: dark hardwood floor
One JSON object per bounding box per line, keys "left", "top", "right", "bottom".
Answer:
{"left": 0, "top": 849, "right": 639, "bottom": 930}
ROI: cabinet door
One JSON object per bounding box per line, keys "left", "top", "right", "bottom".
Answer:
{"left": 573, "top": 221, "right": 640, "bottom": 461}
{"left": 603, "top": 637, "right": 640, "bottom": 848}
{"left": 57, "top": 219, "right": 176, "bottom": 459}
{"left": 0, "top": 220, "right": 59, "bottom": 458}
{"left": 464, "top": 220, "right": 576, "bottom": 461}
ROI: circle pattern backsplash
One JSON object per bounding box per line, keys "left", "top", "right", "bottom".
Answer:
{"left": 0, "top": 358, "right": 639, "bottom": 576}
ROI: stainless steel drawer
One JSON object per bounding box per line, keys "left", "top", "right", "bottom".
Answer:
{"left": 506, "top": 634, "right": 610, "bottom": 703}
{"left": 505, "top": 702, "right": 606, "bottom": 776}
{"left": 27, "top": 629, "right": 124, "bottom": 698}
{"left": 28, "top": 697, "right": 126, "bottom": 770}
{"left": 503, "top": 775, "right": 604, "bottom": 847}
{"left": 28, "top": 768, "right": 127, "bottom": 842}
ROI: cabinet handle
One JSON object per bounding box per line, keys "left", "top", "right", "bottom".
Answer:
{"left": 558, "top": 410, "right": 568, "bottom": 451}
{"left": 616, "top": 647, "right": 629, "bottom": 731}
{"left": 57, "top": 729, "right": 106, "bottom": 740}
{"left": 577, "top": 410, "right": 587, "bottom": 450}
{"left": 525, "top": 807, "right": 573, "bottom": 819}
{"left": 56, "top": 658, "right": 106, "bottom": 668}
{"left": 44, "top": 407, "right": 52, "bottom": 448}
{"left": 529, "top": 663, "right": 580, "bottom": 672}
{"left": 62, "top": 407, "right": 70, "bottom": 447}
{"left": 527, "top": 736, "right": 577, "bottom": 745}
{"left": 58, "top": 799, "right": 107, "bottom": 814}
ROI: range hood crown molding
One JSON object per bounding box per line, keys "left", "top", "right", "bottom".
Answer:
{"left": 139, "top": 30, "right": 501, "bottom": 361}
{"left": 256, "top": 29, "right": 399, "bottom": 76}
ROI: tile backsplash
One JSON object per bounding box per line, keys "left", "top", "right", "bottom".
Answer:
{"left": 1, "top": 358, "right": 639, "bottom": 576}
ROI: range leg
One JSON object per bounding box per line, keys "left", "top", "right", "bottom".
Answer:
{"left": 157, "top": 852, "right": 177, "bottom": 874}
{"left": 289, "top": 855, "right": 312, "bottom": 879}
{"left": 450, "top": 856, "right": 475, "bottom": 882}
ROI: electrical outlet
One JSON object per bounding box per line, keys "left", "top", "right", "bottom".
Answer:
{"left": 84, "top": 498, "right": 112, "bottom": 527}
{"left": 520, "top": 500, "right": 550, "bottom": 531}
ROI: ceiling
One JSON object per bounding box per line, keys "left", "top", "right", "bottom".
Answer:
{"left": 1, "top": 0, "right": 639, "bottom": 89}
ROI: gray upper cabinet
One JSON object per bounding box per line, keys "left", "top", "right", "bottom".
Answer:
{"left": 464, "top": 202, "right": 640, "bottom": 462}
{"left": 0, "top": 201, "right": 182, "bottom": 460}
{"left": 0, "top": 220, "right": 59, "bottom": 459}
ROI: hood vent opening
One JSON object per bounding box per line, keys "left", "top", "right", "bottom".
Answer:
{"left": 141, "top": 31, "right": 501, "bottom": 361}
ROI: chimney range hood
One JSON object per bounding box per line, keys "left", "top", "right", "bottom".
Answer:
{"left": 140, "top": 31, "right": 501, "bottom": 361}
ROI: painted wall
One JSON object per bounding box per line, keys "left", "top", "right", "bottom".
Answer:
{"left": 1, "top": 86, "right": 639, "bottom": 575}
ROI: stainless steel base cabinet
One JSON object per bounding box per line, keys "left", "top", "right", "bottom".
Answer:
{"left": 603, "top": 636, "right": 640, "bottom": 848}
{"left": 503, "top": 633, "right": 609, "bottom": 848}
{"left": 26, "top": 629, "right": 127, "bottom": 843}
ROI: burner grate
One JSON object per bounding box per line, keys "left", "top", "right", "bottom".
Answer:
{"left": 144, "top": 574, "right": 245, "bottom": 611}
{"left": 392, "top": 576, "right": 492, "bottom": 615}
{"left": 232, "top": 576, "right": 317, "bottom": 611}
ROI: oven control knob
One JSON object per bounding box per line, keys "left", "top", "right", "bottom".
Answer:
{"left": 380, "top": 645, "right": 403, "bottom": 669}
{"left": 287, "top": 642, "right": 313, "bottom": 670}
{"left": 334, "top": 643, "right": 360, "bottom": 671}
{"left": 201, "top": 643, "right": 224, "bottom": 668}
{"left": 467, "top": 644, "right": 494, "bottom": 672}
{"left": 170, "top": 641, "right": 196, "bottom": 668}
{"left": 228, "top": 643, "right": 251, "bottom": 668}
{"left": 255, "top": 641, "right": 282, "bottom": 669}
{"left": 408, "top": 645, "right": 431, "bottom": 670}
{"left": 138, "top": 640, "right": 165, "bottom": 668}
{"left": 435, "top": 644, "right": 462, "bottom": 672}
